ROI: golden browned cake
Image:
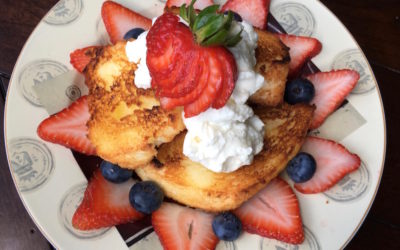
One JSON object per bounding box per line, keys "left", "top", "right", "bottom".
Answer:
{"left": 84, "top": 41, "right": 185, "bottom": 169}
{"left": 135, "top": 103, "right": 314, "bottom": 212}
{"left": 250, "top": 29, "right": 290, "bottom": 106}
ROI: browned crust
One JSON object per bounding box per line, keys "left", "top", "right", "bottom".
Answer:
{"left": 85, "top": 41, "right": 185, "bottom": 169}
{"left": 136, "top": 103, "right": 314, "bottom": 212}
{"left": 250, "top": 29, "right": 290, "bottom": 106}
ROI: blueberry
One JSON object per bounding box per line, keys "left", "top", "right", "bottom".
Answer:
{"left": 224, "top": 11, "right": 243, "bottom": 22}
{"left": 284, "top": 78, "right": 315, "bottom": 105}
{"left": 129, "top": 181, "right": 164, "bottom": 214}
{"left": 212, "top": 212, "right": 242, "bottom": 241}
{"left": 100, "top": 160, "right": 132, "bottom": 183}
{"left": 123, "top": 28, "right": 145, "bottom": 40}
{"left": 286, "top": 152, "right": 317, "bottom": 183}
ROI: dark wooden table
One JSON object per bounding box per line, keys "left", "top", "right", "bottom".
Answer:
{"left": 0, "top": 0, "right": 399, "bottom": 249}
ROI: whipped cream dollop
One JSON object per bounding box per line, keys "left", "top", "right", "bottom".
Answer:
{"left": 125, "top": 17, "right": 265, "bottom": 173}
{"left": 126, "top": 31, "right": 152, "bottom": 89}
{"left": 183, "top": 101, "right": 264, "bottom": 172}
{"left": 183, "top": 21, "right": 265, "bottom": 173}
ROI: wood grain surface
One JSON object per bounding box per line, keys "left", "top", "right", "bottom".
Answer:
{"left": 0, "top": 0, "right": 399, "bottom": 249}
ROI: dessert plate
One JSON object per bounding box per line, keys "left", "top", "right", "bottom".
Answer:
{"left": 4, "top": 0, "right": 386, "bottom": 249}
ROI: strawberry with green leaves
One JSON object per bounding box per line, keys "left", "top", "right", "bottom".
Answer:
{"left": 147, "top": 1, "right": 241, "bottom": 117}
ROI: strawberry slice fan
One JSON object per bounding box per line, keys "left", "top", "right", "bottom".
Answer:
{"left": 37, "top": 0, "right": 363, "bottom": 248}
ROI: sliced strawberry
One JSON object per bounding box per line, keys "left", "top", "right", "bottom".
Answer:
{"left": 154, "top": 47, "right": 199, "bottom": 96}
{"left": 69, "top": 46, "right": 99, "bottom": 73}
{"left": 72, "top": 170, "right": 143, "bottom": 230}
{"left": 221, "top": 0, "right": 270, "bottom": 29}
{"left": 294, "top": 136, "right": 361, "bottom": 194}
{"left": 160, "top": 49, "right": 201, "bottom": 97}
{"left": 277, "top": 34, "right": 322, "bottom": 77}
{"left": 212, "top": 47, "right": 237, "bottom": 109}
{"left": 234, "top": 178, "right": 304, "bottom": 244}
{"left": 101, "top": 1, "right": 152, "bottom": 44}
{"left": 166, "top": 0, "right": 214, "bottom": 10}
{"left": 37, "top": 96, "right": 96, "bottom": 155}
{"left": 307, "top": 69, "right": 360, "bottom": 129}
{"left": 152, "top": 202, "right": 219, "bottom": 250}
{"left": 184, "top": 48, "right": 223, "bottom": 118}
{"left": 160, "top": 53, "right": 209, "bottom": 110}
{"left": 147, "top": 14, "right": 195, "bottom": 91}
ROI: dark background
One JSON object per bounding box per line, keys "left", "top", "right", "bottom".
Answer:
{"left": 0, "top": 0, "right": 399, "bottom": 249}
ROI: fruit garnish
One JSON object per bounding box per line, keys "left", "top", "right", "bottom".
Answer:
{"left": 212, "top": 46, "right": 237, "bottom": 108}
{"left": 152, "top": 202, "right": 219, "bottom": 250}
{"left": 72, "top": 170, "right": 143, "bottom": 230}
{"left": 286, "top": 152, "right": 317, "bottom": 183}
{"left": 212, "top": 212, "right": 242, "bottom": 241}
{"left": 221, "top": 0, "right": 271, "bottom": 29}
{"left": 179, "top": 0, "right": 243, "bottom": 47}
{"left": 123, "top": 27, "right": 145, "bottom": 40}
{"left": 294, "top": 136, "right": 361, "bottom": 194}
{"left": 129, "top": 181, "right": 164, "bottom": 214}
{"left": 284, "top": 78, "right": 315, "bottom": 105}
{"left": 100, "top": 160, "right": 133, "bottom": 183}
{"left": 223, "top": 11, "right": 243, "bottom": 22}
{"left": 234, "top": 177, "right": 304, "bottom": 244}
{"left": 101, "top": 1, "right": 152, "bottom": 44}
{"left": 147, "top": 11, "right": 238, "bottom": 117}
{"left": 277, "top": 34, "right": 322, "bottom": 78}
{"left": 70, "top": 46, "right": 99, "bottom": 73}
{"left": 307, "top": 69, "right": 360, "bottom": 129}
{"left": 166, "top": 0, "right": 214, "bottom": 10}
{"left": 37, "top": 96, "right": 96, "bottom": 156}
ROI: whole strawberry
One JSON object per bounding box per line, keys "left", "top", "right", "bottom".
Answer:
{"left": 147, "top": 1, "right": 242, "bottom": 117}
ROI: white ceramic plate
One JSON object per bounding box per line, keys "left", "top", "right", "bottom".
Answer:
{"left": 4, "top": 0, "right": 386, "bottom": 249}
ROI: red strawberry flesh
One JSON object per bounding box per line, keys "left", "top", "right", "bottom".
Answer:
{"left": 101, "top": 1, "right": 152, "bottom": 44}
{"left": 277, "top": 34, "right": 322, "bottom": 78}
{"left": 235, "top": 177, "right": 304, "bottom": 244}
{"left": 212, "top": 47, "right": 238, "bottom": 109}
{"left": 166, "top": 0, "right": 214, "bottom": 10}
{"left": 221, "top": 0, "right": 270, "bottom": 29}
{"left": 152, "top": 202, "right": 219, "bottom": 250}
{"left": 307, "top": 69, "right": 360, "bottom": 129}
{"left": 147, "top": 12, "right": 237, "bottom": 115}
{"left": 160, "top": 53, "right": 209, "bottom": 110}
{"left": 37, "top": 96, "right": 96, "bottom": 155}
{"left": 72, "top": 170, "right": 143, "bottom": 230}
{"left": 184, "top": 48, "right": 223, "bottom": 118}
{"left": 70, "top": 46, "right": 99, "bottom": 73}
{"left": 295, "top": 136, "right": 361, "bottom": 194}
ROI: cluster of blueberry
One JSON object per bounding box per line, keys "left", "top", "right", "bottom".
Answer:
{"left": 284, "top": 78, "right": 317, "bottom": 182}
{"left": 100, "top": 160, "right": 242, "bottom": 241}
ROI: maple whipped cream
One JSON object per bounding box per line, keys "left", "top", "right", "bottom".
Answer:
{"left": 126, "top": 18, "right": 265, "bottom": 173}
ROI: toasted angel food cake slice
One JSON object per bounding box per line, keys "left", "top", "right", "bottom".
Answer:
{"left": 250, "top": 29, "right": 290, "bottom": 106}
{"left": 136, "top": 103, "right": 314, "bottom": 212}
{"left": 165, "top": 6, "right": 290, "bottom": 107}
{"left": 84, "top": 41, "right": 185, "bottom": 169}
